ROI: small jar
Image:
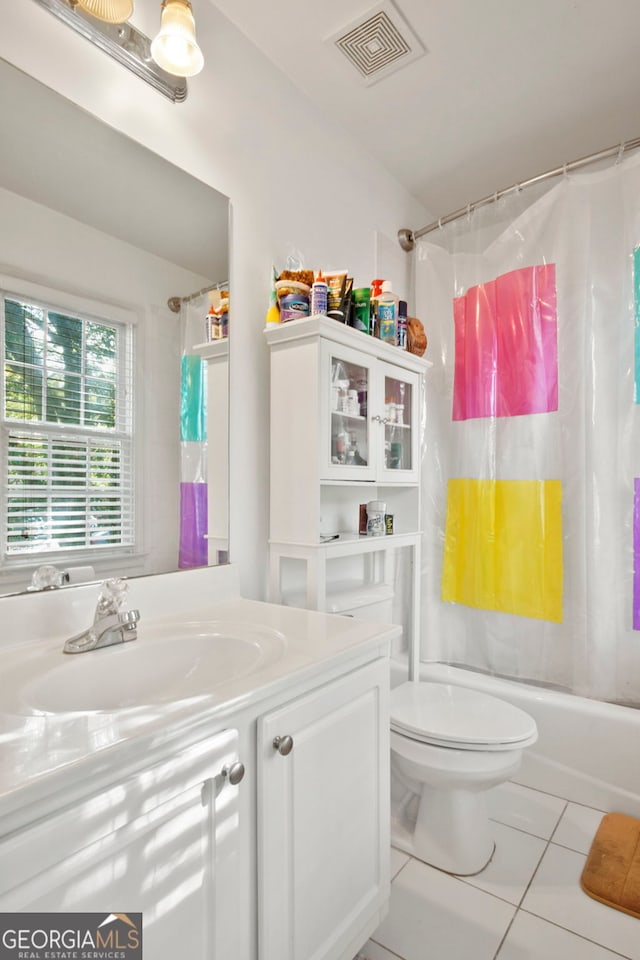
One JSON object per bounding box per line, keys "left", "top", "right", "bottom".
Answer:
{"left": 366, "top": 500, "right": 386, "bottom": 537}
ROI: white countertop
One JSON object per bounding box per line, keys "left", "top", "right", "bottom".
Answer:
{"left": 0, "top": 592, "right": 400, "bottom": 832}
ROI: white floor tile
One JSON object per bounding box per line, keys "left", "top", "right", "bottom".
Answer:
{"left": 390, "top": 846, "right": 410, "bottom": 880}
{"left": 552, "top": 802, "right": 606, "bottom": 854}
{"left": 521, "top": 843, "right": 640, "bottom": 959}
{"left": 358, "top": 941, "right": 401, "bottom": 960}
{"left": 488, "top": 780, "right": 566, "bottom": 839}
{"left": 373, "top": 857, "right": 515, "bottom": 960}
{"left": 497, "top": 911, "right": 628, "bottom": 960}
{"left": 461, "top": 820, "right": 547, "bottom": 905}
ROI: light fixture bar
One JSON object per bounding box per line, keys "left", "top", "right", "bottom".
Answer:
{"left": 32, "top": 0, "right": 188, "bottom": 102}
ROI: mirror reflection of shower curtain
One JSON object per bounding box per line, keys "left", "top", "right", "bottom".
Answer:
{"left": 179, "top": 296, "right": 208, "bottom": 568}
{"left": 417, "top": 153, "right": 640, "bottom": 705}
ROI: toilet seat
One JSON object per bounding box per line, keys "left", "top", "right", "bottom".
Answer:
{"left": 390, "top": 682, "right": 538, "bottom": 751}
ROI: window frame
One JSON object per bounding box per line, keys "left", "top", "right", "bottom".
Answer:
{"left": 0, "top": 274, "right": 138, "bottom": 568}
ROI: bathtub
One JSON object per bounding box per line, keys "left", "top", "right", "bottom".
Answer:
{"left": 391, "top": 660, "right": 640, "bottom": 817}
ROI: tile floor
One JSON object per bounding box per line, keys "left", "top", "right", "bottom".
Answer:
{"left": 359, "top": 781, "right": 639, "bottom": 960}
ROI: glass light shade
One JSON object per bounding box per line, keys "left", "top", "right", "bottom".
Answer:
{"left": 150, "top": 0, "right": 204, "bottom": 78}
{"left": 76, "top": 0, "right": 133, "bottom": 23}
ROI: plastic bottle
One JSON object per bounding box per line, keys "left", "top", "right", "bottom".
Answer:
{"left": 366, "top": 500, "right": 386, "bottom": 536}
{"left": 370, "top": 278, "right": 385, "bottom": 338}
{"left": 397, "top": 299, "right": 408, "bottom": 349}
{"left": 377, "top": 280, "right": 399, "bottom": 344}
{"left": 310, "top": 271, "right": 328, "bottom": 316}
{"left": 265, "top": 272, "right": 280, "bottom": 326}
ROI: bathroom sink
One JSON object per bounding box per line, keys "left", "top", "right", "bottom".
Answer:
{"left": 9, "top": 621, "right": 286, "bottom": 714}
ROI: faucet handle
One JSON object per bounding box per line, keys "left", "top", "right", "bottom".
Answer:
{"left": 96, "top": 577, "right": 129, "bottom": 615}
{"left": 28, "top": 564, "right": 67, "bottom": 591}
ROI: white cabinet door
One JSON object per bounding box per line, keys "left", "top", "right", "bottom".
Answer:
{"left": 320, "top": 339, "right": 376, "bottom": 481}
{"left": 375, "top": 360, "right": 421, "bottom": 485}
{"left": 0, "top": 729, "right": 243, "bottom": 960}
{"left": 258, "top": 659, "right": 390, "bottom": 960}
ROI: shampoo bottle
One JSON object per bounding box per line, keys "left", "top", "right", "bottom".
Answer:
{"left": 377, "top": 280, "right": 399, "bottom": 344}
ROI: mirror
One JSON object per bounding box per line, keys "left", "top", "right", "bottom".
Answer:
{"left": 0, "top": 57, "right": 230, "bottom": 596}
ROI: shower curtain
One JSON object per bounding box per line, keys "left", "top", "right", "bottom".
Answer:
{"left": 179, "top": 295, "right": 208, "bottom": 568}
{"left": 417, "top": 152, "right": 640, "bottom": 706}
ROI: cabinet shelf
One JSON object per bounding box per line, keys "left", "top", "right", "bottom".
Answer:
{"left": 331, "top": 410, "right": 366, "bottom": 421}
{"left": 270, "top": 530, "right": 421, "bottom": 555}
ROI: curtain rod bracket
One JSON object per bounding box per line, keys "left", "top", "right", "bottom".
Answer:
{"left": 398, "top": 228, "right": 415, "bottom": 252}
{"left": 168, "top": 296, "right": 182, "bottom": 314}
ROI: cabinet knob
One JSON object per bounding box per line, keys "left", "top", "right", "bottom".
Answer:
{"left": 221, "top": 761, "right": 245, "bottom": 785}
{"left": 273, "top": 734, "right": 294, "bottom": 756}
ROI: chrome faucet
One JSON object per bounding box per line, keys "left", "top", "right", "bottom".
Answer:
{"left": 63, "top": 578, "right": 140, "bottom": 654}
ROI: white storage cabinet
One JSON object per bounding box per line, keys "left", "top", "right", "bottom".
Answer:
{"left": 265, "top": 315, "right": 430, "bottom": 668}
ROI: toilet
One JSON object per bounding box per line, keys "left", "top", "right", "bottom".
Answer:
{"left": 390, "top": 681, "right": 538, "bottom": 876}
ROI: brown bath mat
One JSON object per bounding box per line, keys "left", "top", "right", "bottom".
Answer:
{"left": 581, "top": 812, "right": 640, "bottom": 919}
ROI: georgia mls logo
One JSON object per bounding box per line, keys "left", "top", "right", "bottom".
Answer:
{"left": 0, "top": 913, "right": 142, "bottom": 960}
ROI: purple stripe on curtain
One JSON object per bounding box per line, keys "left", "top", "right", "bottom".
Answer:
{"left": 634, "top": 479, "right": 640, "bottom": 630}
{"left": 179, "top": 482, "right": 208, "bottom": 569}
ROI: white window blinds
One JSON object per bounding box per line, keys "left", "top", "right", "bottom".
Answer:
{"left": 2, "top": 293, "right": 134, "bottom": 557}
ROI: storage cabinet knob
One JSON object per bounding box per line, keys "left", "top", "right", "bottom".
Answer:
{"left": 222, "top": 761, "right": 245, "bottom": 785}
{"left": 273, "top": 735, "right": 294, "bottom": 756}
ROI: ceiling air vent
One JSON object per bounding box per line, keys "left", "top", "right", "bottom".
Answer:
{"left": 327, "top": 0, "right": 425, "bottom": 86}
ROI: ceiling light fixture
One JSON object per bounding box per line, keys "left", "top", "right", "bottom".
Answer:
{"left": 75, "top": 0, "right": 133, "bottom": 24}
{"left": 150, "top": 0, "right": 204, "bottom": 78}
{"left": 32, "top": 0, "right": 189, "bottom": 101}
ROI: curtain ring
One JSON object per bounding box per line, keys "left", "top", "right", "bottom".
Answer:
{"left": 515, "top": 182, "right": 521, "bottom": 194}
{"left": 616, "top": 141, "right": 626, "bottom": 164}
{"left": 438, "top": 217, "right": 443, "bottom": 230}
{"left": 562, "top": 161, "right": 569, "bottom": 180}
{"left": 466, "top": 202, "right": 472, "bottom": 221}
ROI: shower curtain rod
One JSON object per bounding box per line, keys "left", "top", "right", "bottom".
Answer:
{"left": 397, "top": 135, "right": 640, "bottom": 251}
{"left": 167, "top": 280, "right": 229, "bottom": 314}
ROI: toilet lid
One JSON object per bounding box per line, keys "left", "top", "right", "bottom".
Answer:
{"left": 390, "top": 682, "right": 538, "bottom": 748}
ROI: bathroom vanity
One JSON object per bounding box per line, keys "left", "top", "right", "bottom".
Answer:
{"left": 0, "top": 565, "right": 397, "bottom": 960}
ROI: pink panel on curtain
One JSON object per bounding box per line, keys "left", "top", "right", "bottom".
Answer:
{"left": 452, "top": 264, "right": 558, "bottom": 420}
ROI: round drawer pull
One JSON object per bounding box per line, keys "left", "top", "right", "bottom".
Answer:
{"left": 222, "top": 761, "right": 245, "bottom": 785}
{"left": 273, "top": 735, "right": 294, "bottom": 756}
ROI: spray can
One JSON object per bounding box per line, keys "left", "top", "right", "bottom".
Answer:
{"left": 397, "top": 300, "right": 408, "bottom": 348}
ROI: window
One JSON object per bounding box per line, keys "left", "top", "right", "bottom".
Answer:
{"left": 1, "top": 291, "right": 134, "bottom": 559}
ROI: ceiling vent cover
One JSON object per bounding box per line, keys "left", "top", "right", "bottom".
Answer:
{"left": 328, "top": 0, "right": 425, "bottom": 86}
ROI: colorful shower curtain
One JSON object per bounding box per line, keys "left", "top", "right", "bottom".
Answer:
{"left": 417, "top": 153, "right": 640, "bottom": 705}
{"left": 179, "top": 296, "right": 208, "bottom": 568}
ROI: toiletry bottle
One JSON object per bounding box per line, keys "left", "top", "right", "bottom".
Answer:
{"left": 397, "top": 300, "right": 408, "bottom": 349}
{"left": 370, "top": 279, "right": 384, "bottom": 338}
{"left": 265, "top": 268, "right": 280, "bottom": 326}
{"left": 310, "top": 271, "right": 328, "bottom": 316}
{"left": 377, "top": 280, "right": 399, "bottom": 344}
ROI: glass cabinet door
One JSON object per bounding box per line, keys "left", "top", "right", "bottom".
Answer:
{"left": 377, "top": 363, "right": 420, "bottom": 483}
{"left": 321, "top": 343, "right": 375, "bottom": 480}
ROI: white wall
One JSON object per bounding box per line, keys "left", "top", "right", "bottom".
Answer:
{"left": 0, "top": 186, "right": 209, "bottom": 593}
{"left": 0, "top": 1, "right": 427, "bottom": 599}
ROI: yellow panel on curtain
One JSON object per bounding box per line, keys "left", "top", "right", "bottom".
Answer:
{"left": 442, "top": 478, "right": 563, "bottom": 622}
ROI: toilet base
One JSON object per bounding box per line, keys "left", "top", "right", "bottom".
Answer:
{"left": 391, "top": 784, "right": 497, "bottom": 876}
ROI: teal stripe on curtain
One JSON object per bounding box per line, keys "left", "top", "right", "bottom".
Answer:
{"left": 181, "top": 354, "right": 207, "bottom": 442}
